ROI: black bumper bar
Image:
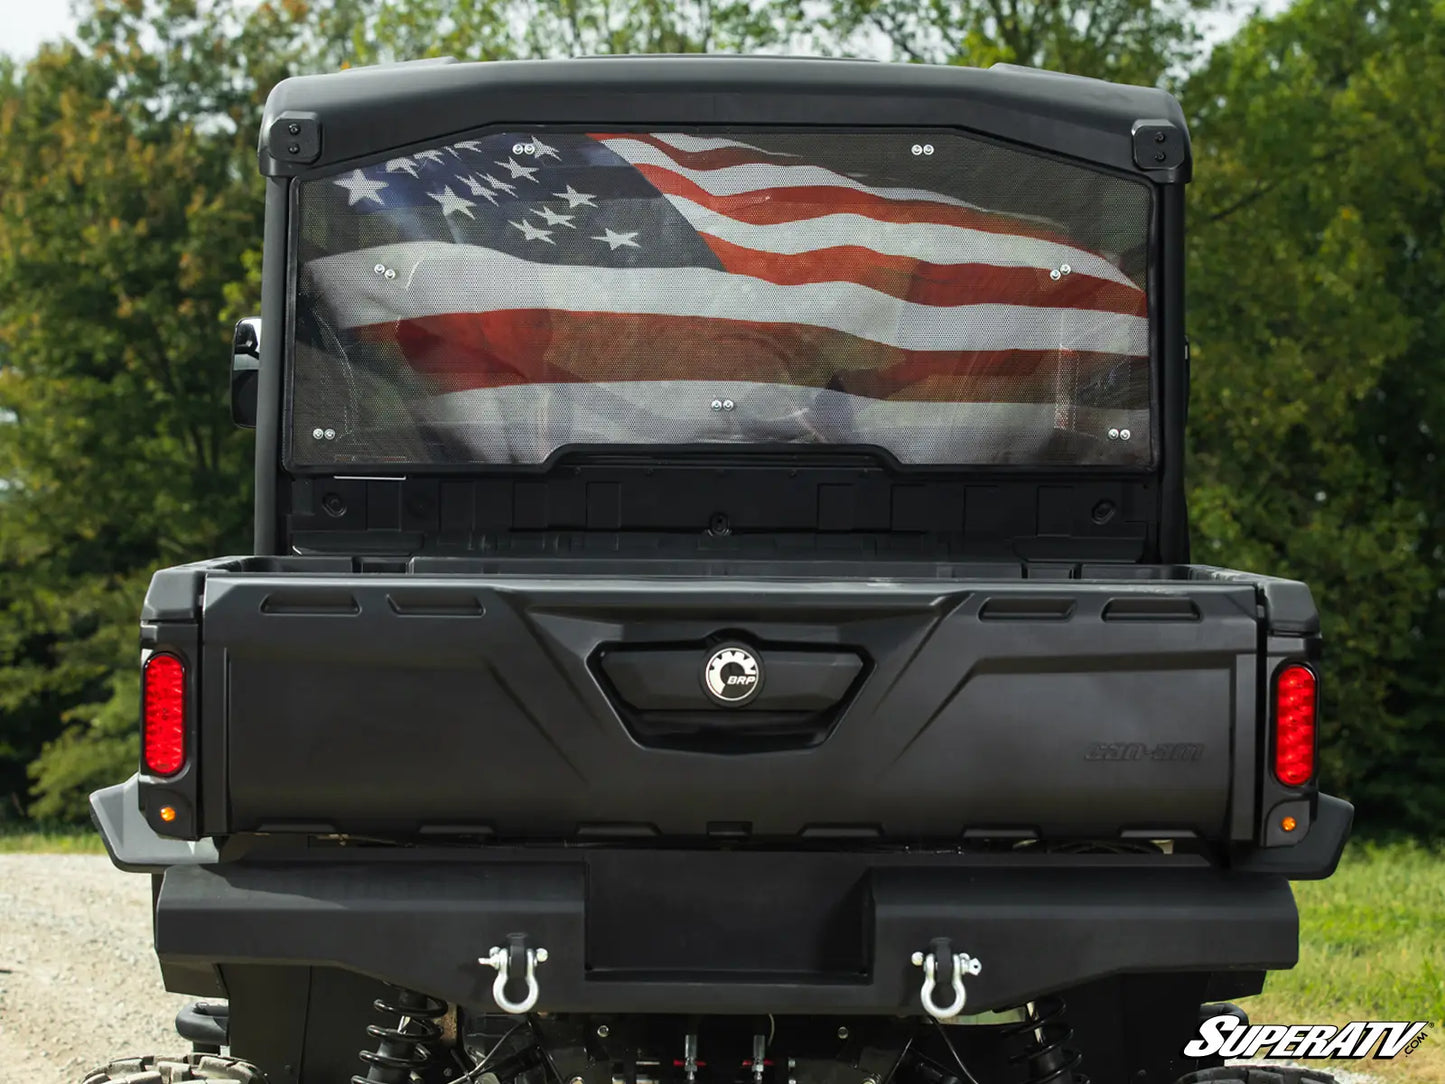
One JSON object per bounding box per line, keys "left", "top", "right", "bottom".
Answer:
{"left": 154, "top": 848, "right": 1303, "bottom": 1016}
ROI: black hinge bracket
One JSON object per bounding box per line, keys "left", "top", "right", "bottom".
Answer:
{"left": 266, "top": 111, "right": 323, "bottom": 166}
{"left": 1131, "top": 119, "right": 1186, "bottom": 171}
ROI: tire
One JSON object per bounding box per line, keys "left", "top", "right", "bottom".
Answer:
{"left": 1175, "top": 1067, "right": 1341, "bottom": 1084}
{"left": 80, "top": 1054, "right": 264, "bottom": 1083}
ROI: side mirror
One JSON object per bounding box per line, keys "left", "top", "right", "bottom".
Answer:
{"left": 231, "top": 317, "right": 261, "bottom": 429}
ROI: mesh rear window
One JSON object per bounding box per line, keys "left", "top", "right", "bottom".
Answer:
{"left": 290, "top": 128, "right": 1153, "bottom": 467}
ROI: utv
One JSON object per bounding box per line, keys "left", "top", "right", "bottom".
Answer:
{"left": 88, "top": 55, "right": 1351, "bottom": 1084}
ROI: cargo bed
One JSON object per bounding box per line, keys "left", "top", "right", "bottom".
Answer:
{"left": 138, "top": 557, "right": 1319, "bottom": 847}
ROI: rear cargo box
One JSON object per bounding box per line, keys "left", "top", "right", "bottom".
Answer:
{"left": 169, "top": 564, "right": 1273, "bottom": 842}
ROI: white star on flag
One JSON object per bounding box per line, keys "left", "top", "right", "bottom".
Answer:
{"left": 456, "top": 140, "right": 485, "bottom": 153}
{"left": 555, "top": 185, "right": 597, "bottom": 209}
{"left": 458, "top": 175, "right": 500, "bottom": 204}
{"left": 510, "top": 219, "right": 555, "bottom": 244}
{"left": 496, "top": 157, "right": 541, "bottom": 183}
{"left": 482, "top": 174, "right": 517, "bottom": 196}
{"left": 429, "top": 186, "right": 476, "bottom": 219}
{"left": 333, "top": 169, "right": 388, "bottom": 206}
{"left": 529, "top": 137, "right": 561, "bottom": 160}
{"left": 416, "top": 149, "right": 447, "bottom": 165}
{"left": 532, "top": 206, "right": 576, "bottom": 228}
{"left": 592, "top": 228, "right": 640, "bottom": 250}
{"left": 385, "top": 157, "right": 420, "bottom": 177}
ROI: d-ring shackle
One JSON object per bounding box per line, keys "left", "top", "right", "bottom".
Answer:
{"left": 912, "top": 937, "right": 982, "bottom": 1020}
{"left": 480, "top": 935, "right": 548, "bottom": 1014}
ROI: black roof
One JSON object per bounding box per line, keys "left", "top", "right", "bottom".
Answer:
{"left": 259, "top": 56, "right": 1191, "bottom": 182}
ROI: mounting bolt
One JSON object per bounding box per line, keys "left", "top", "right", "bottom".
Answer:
{"left": 710, "top": 399, "right": 723, "bottom": 411}
{"left": 287, "top": 143, "right": 301, "bottom": 155}
{"left": 597, "top": 1025, "right": 610, "bottom": 1039}
{"left": 1059, "top": 263, "right": 1071, "bottom": 275}
{"left": 837, "top": 1026, "right": 849, "bottom": 1040}
{"left": 722, "top": 399, "right": 735, "bottom": 411}
{"left": 288, "top": 123, "right": 301, "bottom": 135}
{"left": 1049, "top": 268, "right": 1062, "bottom": 281}
{"left": 323, "top": 428, "right": 337, "bottom": 440}
{"left": 312, "top": 427, "right": 325, "bottom": 440}
{"left": 1120, "top": 428, "right": 1132, "bottom": 441}
{"left": 910, "top": 950, "right": 925, "bottom": 966}
{"left": 374, "top": 263, "right": 386, "bottom": 275}
{"left": 384, "top": 268, "right": 397, "bottom": 280}
{"left": 1107, "top": 428, "right": 1121, "bottom": 441}
{"left": 569, "top": 1077, "right": 584, "bottom": 1084}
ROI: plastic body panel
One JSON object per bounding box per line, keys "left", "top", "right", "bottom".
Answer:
{"left": 211, "top": 573, "right": 1256, "bottom": 839}
{"left": 131, "top": 557, "right": 1327, "bottom": 845}
{"left": 258, "top": 58, "right": 1192, "bottom": 183}
{"left": 151, "top": 845, "right": 1298, "bottom": 1017}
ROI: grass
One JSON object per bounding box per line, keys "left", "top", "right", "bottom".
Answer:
{"left": 0, "top": 821, "right": 107, "bottom": 853}
{"left": 1242, "top": 839, "right": 1445, "bottom": 1081}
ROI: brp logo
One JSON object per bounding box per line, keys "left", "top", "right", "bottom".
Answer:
{"left": 703, "top": 646, "right": 763, "bottom": 706}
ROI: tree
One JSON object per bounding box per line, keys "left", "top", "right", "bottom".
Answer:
{"left": 362, "top": 0, "right": 797, "bottom": 59}
{"left": 1183, "top": 0, "right": 1445, "bottom": 829}
{"left": 811, "top": 0, "right": 1223, "bottom": 83}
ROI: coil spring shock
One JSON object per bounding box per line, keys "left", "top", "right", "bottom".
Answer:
{"left": 353, "top": 985, "right": 448, "bottom": 1084}
{"left": 1001, "top": 996, "right": 1089, "bottom": 1084}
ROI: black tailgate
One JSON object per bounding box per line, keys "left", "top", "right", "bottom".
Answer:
{"left": 196, "top": 573, "right": 1263, "bottom": 841}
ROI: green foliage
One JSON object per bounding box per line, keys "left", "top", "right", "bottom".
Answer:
{"left": 811, "top": 0, "right": 1219, "bottom": 81}
{"left": 362, "top": 0, "right": 798, "bottom": 60}
{"left": 0, "top": 0, "right": 401, "bottom": 821}
{"left": 0, "top": 27, "right": 257, "bottom": 819}
{"left": 1183, "top": 0, "right": 1445, "bottom": 827}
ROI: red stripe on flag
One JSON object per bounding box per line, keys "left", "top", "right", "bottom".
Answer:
{"left": 698, "top": 234, "right": 1148, "bottom": 315}
{"left": 371, "top": 310, "right": 1140, "bottom": 400}
{"left": 627, "top": 161, "right": 1106, "bottom": 249}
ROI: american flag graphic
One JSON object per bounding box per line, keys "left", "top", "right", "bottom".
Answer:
{"left": 294, "top": 129, "right": 1151, "bottom": 466}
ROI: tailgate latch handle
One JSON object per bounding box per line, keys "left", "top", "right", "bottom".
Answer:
{"left": 912, "top": 938, "right": 981, "bottom": 1020}
{"left": 481, "top": 934, "right": 549, "bottom": 1014}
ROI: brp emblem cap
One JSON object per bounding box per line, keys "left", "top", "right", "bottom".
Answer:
{"left": 703, "top": 645, "right": 764, "bottom": 706}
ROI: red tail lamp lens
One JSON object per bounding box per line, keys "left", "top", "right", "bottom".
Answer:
{"left": 1273, "top": 664, "right": 1317, "bottom": 786}
{"left": 143, "top": 653, "right": 187, "bottom": 776}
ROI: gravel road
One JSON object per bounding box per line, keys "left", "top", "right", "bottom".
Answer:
{"left": 0, "top": 855, "right": 191, "bottom": 1084}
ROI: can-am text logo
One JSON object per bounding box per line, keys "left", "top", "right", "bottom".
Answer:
{"left": 1185, "top": 1014, "right": 1432, "bottom": 1060}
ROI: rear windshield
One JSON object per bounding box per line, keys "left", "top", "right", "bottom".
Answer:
{"left": 290, "top": 128, "right": 1153, "bottom": 468}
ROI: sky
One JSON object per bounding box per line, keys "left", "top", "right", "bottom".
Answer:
{"left": 0, "top": 0, "right": 76, "bottom": 60}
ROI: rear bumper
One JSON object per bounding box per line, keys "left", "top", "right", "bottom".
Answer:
{"left": 91, "top": 778, "right": 1352, "bottom": 1015}
{"left": 149, "top": 851, "right": 1296, "bottom": 1016}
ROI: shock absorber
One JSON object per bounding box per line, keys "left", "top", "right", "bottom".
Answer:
{"left": 353, "top": 985, "right": 448, "bottom": 1084}
{"left": 1001, "top": 996, "right": 1089, "bottom": 1084}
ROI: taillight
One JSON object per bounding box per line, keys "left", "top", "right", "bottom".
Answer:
{"left": 142, "top": 653, "right": 187, "bottom": 776}
{"left": 1273, "top": 664, "right": 1317, "bottom": 786}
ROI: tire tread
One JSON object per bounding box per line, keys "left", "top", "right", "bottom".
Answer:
{"left": 80, "top": 1054, "right": 263, "bottom": 1083}
{"left": 1176, "top": 1066, "right": 1341, "bottom": 1084}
